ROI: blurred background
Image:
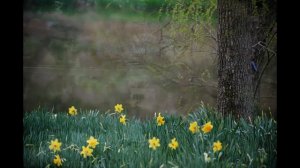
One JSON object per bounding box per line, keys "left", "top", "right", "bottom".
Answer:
{"left": 23, "top": 0, "right": 276, "bottom": 119}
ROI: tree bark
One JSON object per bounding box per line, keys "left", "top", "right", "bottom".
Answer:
{"left": 217, "top": 0, "right": 258, "bottom": 118}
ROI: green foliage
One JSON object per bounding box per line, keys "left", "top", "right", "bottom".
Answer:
{"left": 161, "top": 0, "right": 217, "bottom": 38}
{"left": 148, "top": 0, "right": 219, "bottom": 88}
{"left": 24, "top": 106, "right": 276, "bottom": 167}
{"left": 95, "top": 0, "right": 164, "bottom": 12}
{"left": 23, "top": 0, "right": 77, "bottom": 12}
{"left": 24, "top": 0, "right": 167, "bottom": 13}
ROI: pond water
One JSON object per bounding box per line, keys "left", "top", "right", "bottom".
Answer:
{"left": 23, "top": 12, "right": 276, "bottom": 119}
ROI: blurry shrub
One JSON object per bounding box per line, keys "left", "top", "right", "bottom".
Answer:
{"left": 24, "top": 0, "right": 168, "bottom": 13}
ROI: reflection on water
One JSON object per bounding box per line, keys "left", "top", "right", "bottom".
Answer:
{"left": 23, "top": 12, "right": 276, "bottom": 119}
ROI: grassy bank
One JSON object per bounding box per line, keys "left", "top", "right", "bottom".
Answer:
{"left": 23, "top": 106, "right": 276, "bottom": 167}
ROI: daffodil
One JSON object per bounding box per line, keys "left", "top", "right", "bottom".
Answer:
{"left": 114, "top": 104, "right": 123, "bottom": 113}
{"left": 68, "top": 106, "right": 77, "bottom": 116}
{"left": 202, "top": 121, "right": 213, "bottom": 133}
{"left": 49, "top": 139, "right": 62, "bottom": 153}
{"left": 53, "top": 154, "right": 62, "bottom": 167}
{"left": 80, "top": 146, "right": 93, "bottom": 158}
{"left": 168, "top": 138, "right": 179, "bottom": 150}
{"left": 189, "top": 121, "right": 200, "bottom": 134}
{"left": 156, "top": 113, "right": 165, "bottom": 126}
{"left": 213, "top": 140, "right": 222, "bottom": 152}
{"left": 87, "top": 136, "right": 99, "bottom": 149}
{"left": 204, "top": 152, "right": 211, "bottom": 163}
{"left": 148, "top": 137, "right": 160, "bottom": 150}
{"left": 120, "top": 115, "right": 126, "bottom": 125}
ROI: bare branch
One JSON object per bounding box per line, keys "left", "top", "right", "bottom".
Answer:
{"left": 202, "top": 24, "right": 218, "bottom": 43}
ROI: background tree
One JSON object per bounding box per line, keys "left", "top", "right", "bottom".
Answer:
{"left": 217, "top": 0, "right": 276, "bottom": 118}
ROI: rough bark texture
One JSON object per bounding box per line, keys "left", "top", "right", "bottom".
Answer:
{"left": 217, "top": 0, "right": 257, "bottom": 118}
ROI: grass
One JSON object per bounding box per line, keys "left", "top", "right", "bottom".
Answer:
{"left": 93, "top": 9, "right": 164, "bottom": 22}
{"left": 24, "top": 0, "right": 167, "bottom": 22}
{"left": 23, "top": 106, "right": 277, "bottom": 167}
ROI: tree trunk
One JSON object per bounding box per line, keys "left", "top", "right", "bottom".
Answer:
{"left": 217, "top": 0, "right": 258, "bottom": 118}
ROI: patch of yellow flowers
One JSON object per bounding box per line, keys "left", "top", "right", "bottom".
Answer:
{"left": 189, "top": 121, "right": 213, "bottom": 134}
{"left": 81, "top": 136, "right": 100, "bottom": 158}
{"left": 54, "top": 104, "right": 223, "bottom": 166}
{"left": 48, "top": 136, "right": 101, "bottom": 166}
{"left": 49, "top": 139, "right": 63, "bottom": 167}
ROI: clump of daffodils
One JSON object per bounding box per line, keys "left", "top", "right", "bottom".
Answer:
{"left": 148, "top": 137, "right": 160, "bottom": 150}
{"left": 213, "top": 140, "right": 222, "bottom": 152}
{"left": 68, "top": 106, "right": 77, "bottom": 116}
{"left": 202, "top": 121, "right": 213, "bottom": 133}
{"left": 189, "top": 121, "right": 200, "bottom": 134}
{"left": 156, "top": 113, "right": 165, "bottom": 126}
{"left": 114, "top": 104, "right": 124, "bottom": 113}
{"left": 49, "top": 139, "right": 62, "bottom": 153}
{"left": 80, "top": 136, "right": 100, "bottom": 158}
{"left": 119, "top": 115, "right": 126, "bottom": 125}
{"left": 168, "top": 138, "right": 179, "bottom": 150}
